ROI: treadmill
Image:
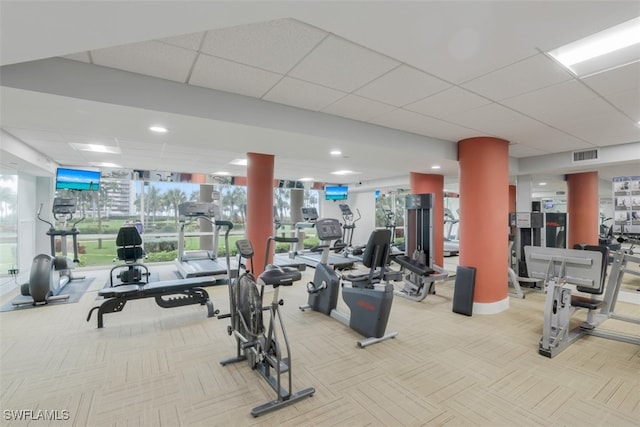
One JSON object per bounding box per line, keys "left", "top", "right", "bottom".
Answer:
{"left": 443, "top": 208, "right": 460, "bottom": 257}
{"left": 277, "top": 207, "right": 355, "bottom": 269}
{"left": 174, "top": 202, "right": 235, "bottom": 280}
{"left": 271, "top": 206, "right": 307, "bottom": 271}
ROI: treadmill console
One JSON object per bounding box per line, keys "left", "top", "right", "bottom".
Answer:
{"left": 178, "top": 202, "right": 219, "bottom": 218}
{"left": 301, "top": 207, "right": 319, "bottom": 221}
{"left": 338, "top": 204, "right": 353, "bottom": 216}
{"left": 52, "top": 197, "right": 77, "bottom": 215}
{"left": 315, "top": 218, "right": 343, "bottom": 241}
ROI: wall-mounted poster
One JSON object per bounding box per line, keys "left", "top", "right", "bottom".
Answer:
{"left": 613, "top": 176, "right": 640, "bottom": 235}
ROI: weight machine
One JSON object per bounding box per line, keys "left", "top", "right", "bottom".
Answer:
{"left": 525, "top": 244, "right": 640, "bottom": 358}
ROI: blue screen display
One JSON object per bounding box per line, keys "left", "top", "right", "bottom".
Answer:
{"left": 55, "top": 168, "right": 101, "bottom": 191}
{"left": 325, "top": 185, "right": 348, "bottom": 201}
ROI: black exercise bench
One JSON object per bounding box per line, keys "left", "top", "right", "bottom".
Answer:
{"left": 392, "top": 255, "right": 449, "bottom": 301}
{"left": 87, "top": 276, "right": 219, "bottom": 328}
{"left": 394, "top": 255, "right": 436, "bottom": 276}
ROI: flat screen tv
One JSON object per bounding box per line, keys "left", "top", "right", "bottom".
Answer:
{"left": 55, "top": 168, "right": 101, "bottom": 191}
{"left": 325, "top": 185, "right": 348, "bottom": 201}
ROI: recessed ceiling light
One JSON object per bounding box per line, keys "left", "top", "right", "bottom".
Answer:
{"left": 229, "top": 158, "right": 248, "bottom": 166}
{"left": 69, "top": 143, "right": 121, "bottom": 154}
{"left": 431, "top": 165, "right": 441, "bottom": 170}
{"left": 299, "top": 177, "right": 314, "bottom": 182}
{"left": 330, "top": 150, "right": 342, "bottom": 156}
{"left": 149, "top": 126, "right": 168, "bottom": 133}
{"left": 331, "top": 170, "right": 360, "bottom": 176}
{"left": 89, "top": 162, "right": 121, "bottom": 168}
{"left": 548, "top": 16, "right": 640, "bottom": 76}
{"left": 213, "top": 171, "right": 230, "bottom": 176}
{"left": 539, "top": 182, "right": 547, "bottom": 186}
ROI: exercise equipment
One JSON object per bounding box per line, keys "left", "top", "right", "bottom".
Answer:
{"left": 86, "top": 220, "right": 234, "bottom": 328}
{"left": 15, "top": 197, "right": 85, "bottom": 306}
{"left": 220, "top": 236, "right": 314, "bottom": 417}
{"left": 393, "top": 194, "right": 448, "bottom": 301}
{"left": 174, "top": 202, "right": 233, "bottom": 279}
{"left": 276, "top": 207, "right": 355, "bottom": 269}
{"left": 510, "top": 211, "right": 568, "bottom": 277}
{"left": 443, "top": 208, "right": 459, "bottom": 256}
{"left": 300, "top": 218, "right": 398, "bottom": 348}
{"left": 527, "top": 244, "right": 640, "bottom": 358}
{"left": 335, "top": 203, "right": 364, "bottom": 256}
{"left": 110, "top": 225, "right": 149, "bottom": 286}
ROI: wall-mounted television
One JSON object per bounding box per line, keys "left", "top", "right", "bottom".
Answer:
{"left": 55, "top": 168, "right": 101, "bottom": 191}
{"left": 325, "top": 185, "right": 348, "bottom": 201}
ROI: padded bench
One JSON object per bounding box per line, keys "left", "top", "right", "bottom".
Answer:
{"left": 394, "top": 255, "right": 436, "bottom": 276}
{"left": 87, "top": 276, "right": 219, "bottom": 328}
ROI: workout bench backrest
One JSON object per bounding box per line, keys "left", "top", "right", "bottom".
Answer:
{"left": 361, "top": 229, "right": 392, "bottom": 269}
{"left": 116, "top": 226, "right": 144, "bottom": 263}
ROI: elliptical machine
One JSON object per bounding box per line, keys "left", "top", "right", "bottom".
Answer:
{"left": 17, "top": 197, "right": 85, "bottom": 306}
{"left": 220, "top": 235, "right": 315, "bottom": 417}
{"left": 335, "top": 203, "right": 363, "bottom": 256}
{"left": 300, "top": 218, "right": 398, "bottom": 348}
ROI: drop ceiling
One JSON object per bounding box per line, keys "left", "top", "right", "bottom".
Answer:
{"left": 1, "top": 1, "right": 639, "bottom": 192}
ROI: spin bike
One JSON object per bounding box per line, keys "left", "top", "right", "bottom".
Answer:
{"left": 17, "top": 197, "right": 85, "bottom": 306}
{"left": 220, "top": 235, "right": 314, "bottom": 417}
{"left": 300, "top": 218, "right": 398, "bottom": 348}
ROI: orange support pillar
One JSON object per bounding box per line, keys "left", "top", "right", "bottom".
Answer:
{"left": 458, "top": 137, "right": 509, "bottom": 313}
{"left": 566, "top": 172, "right": 599, "bottom": 247}
{"left": 409, "top": 173, "right": 444, "bottom": 267}
{"left": 246, "top": 152, "right": 274, "bottom": 275}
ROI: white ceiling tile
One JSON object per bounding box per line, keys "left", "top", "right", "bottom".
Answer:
{"left": 4, "top": 128, "right": 67, "bottom": 143}
{"left": 59, "top": 52, "right": 91, "bottom": 63}
{"left": 263, "top": 77, "right": 345, "bottom": 111}
{"left": 583, "top": 61, "right": 640, "bottom": 95}
{"left": 502, "top": 80, "right": 603, "bottom": 125}
{"left": 405, "top": 87, "right": 492, "bottom": 118}
{"left": 369, "top": 108, "right": 479, "bottom": 141}
{"left": 91, "top": 40, "right": 197, "bottom": 83}
{"left": 355, "top": 65, "right": 451, "bottom": 107}
{"left": 189, "top": 54, "right": 282, "bottom": 98}
{"left": 508, "top": 143, "right": 549, "bottom": 158}
{"left": 559, "top": 111, "right": 640, "bottom": 146}
{"left": 157, "top": 32, "right": 205, "bottom": 51}
{"left": 462, "top": 53, "right": 572, "bottom": 101}
{"left": 322, "top": 94, "right": 397, "bottom": 122}
{"left": 200, "top": 19, "right": 327, "bottom": 74}
{"left": 583, "top": 61, "right": 640, "bottom": 120}
{"left": 289, "top": 35, "right": 400, "bottom": 92}
{"left": 446, "top": 103, "right": 546, "bottom": 140}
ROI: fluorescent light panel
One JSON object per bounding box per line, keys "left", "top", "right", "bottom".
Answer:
{"left": 89, "top": 162, "right": 121, "bottom": 168}
{"left": 229, "top": 158, "right": 248, "bottom": 166}
{"left": 69, "top": 143, "right": 121, "bottom": 154}
{"left": 548, "top": 17, "right": 640, "bottom": 76}
{"left": 331, "top": 170, "right": 360, "bottom": 175}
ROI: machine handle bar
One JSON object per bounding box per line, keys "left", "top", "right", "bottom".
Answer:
{"left": 617, "top": 235, "right": 640, "bottom": 245}
{"left": 36, "top": 203, "right": 55, "bottom": 229}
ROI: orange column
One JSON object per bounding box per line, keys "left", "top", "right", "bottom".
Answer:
{"left": 458, "top": 137, "right": 509, "bottom": 312}
{"left": 566, "top": 172, "right": 599, "bottom": 247}
{"left": 246, "top": 152, "right": 274, "bottom": 275}
{"left": 409, "top": 173, "right": 444, "bottom": 267}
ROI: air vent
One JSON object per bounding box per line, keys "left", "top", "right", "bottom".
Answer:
{"left": 572, "top": 149, "right": 599, "bottom": 162}
{"left": 555, "top": 191, "right": 565, "bottom": 196}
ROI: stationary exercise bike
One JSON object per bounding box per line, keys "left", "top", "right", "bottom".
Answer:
{"left": 18, "top": 197, "right": 85, "bottom": 306}
{"left": 300, "top": 218, "right": 398, "bottom": 348}
{"left": 220, "top": 236, "right": 314, "bottom": 417}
